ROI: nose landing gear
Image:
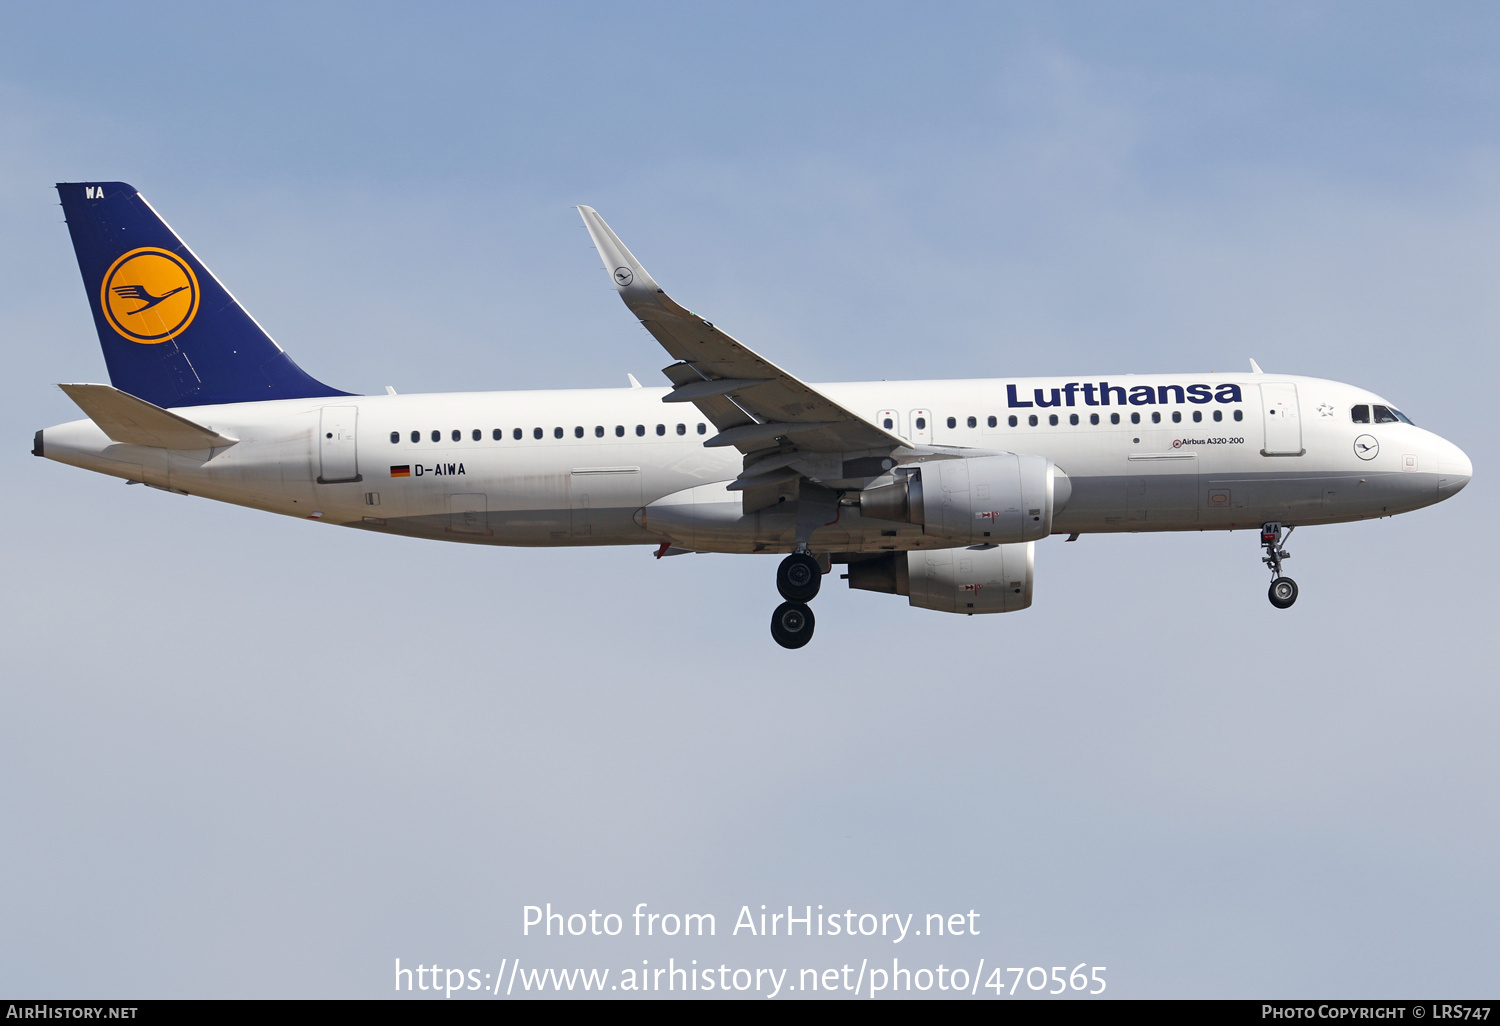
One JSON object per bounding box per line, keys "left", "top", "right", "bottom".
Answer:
{"left": 771, "top": 551, "right": 824, "bottom": 648}
{"left": 1261, "top": 522, "right": 1298, "bottom": 609}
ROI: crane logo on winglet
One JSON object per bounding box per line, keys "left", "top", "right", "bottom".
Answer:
{"left": 100, "top": 247, "right": 200, "bottom": 344}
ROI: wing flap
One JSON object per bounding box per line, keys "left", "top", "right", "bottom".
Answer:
{"left": 663, "top": 378, "right": 770, "bottom": 403}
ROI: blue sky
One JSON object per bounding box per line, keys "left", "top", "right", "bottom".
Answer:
{"left": 1, "top": 1, "right": 1496, "bottom": 998}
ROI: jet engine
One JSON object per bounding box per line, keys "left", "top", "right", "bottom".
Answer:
{"left": 857, "top": 454, "right": 1069, "bottom": 544}
{"left": 845, "top": 544, "right": 1034, "bottom": 614}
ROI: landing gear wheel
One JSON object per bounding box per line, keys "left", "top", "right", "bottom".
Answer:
{"left": 777, "top": 552, "right": 822, "bottom": 602}
{"left": 1268, "top": 577, "right": 1299, "bottom": 609}
{"left": 1259, "top": 522, "right": 1299, "bottom": 609}
{"left": 770, "top": 601, "right": 816, "bottom": 649}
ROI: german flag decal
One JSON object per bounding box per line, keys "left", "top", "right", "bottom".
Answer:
{"left": 389, "top": 465, "right": 411, "bottom": 478}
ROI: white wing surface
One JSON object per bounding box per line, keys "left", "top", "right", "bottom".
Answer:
{"left": 577, "top": 207, "right": 906, "bottom": 499}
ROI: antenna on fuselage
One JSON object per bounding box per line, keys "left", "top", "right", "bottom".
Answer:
{"left": 1248, "top": 359, "right": 1264, "bottom": 374}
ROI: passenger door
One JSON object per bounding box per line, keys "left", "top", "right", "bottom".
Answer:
{"left": 1259, "top": 383, "right": 1304, "bottom": 456}
{"left": 317, "top": 406, "right": 361, "bottom": 483}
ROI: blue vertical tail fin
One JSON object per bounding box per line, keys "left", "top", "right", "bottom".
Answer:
{"left": 56, "top": 182, "right": 351, "bottom": 408}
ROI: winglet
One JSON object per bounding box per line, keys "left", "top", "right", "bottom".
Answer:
{"left": 577, "top": 206, "right": 661, "bottom": 296}
{"left": 59, "top": 383, "right": 237, "bottom": 448}
{"left": 1249, "top": 358, "right": 1264, "bottom": 374}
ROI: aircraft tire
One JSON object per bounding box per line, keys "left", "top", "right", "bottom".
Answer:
{"left": 1268, "top": 577, "right": 1299, "bottom": 609}
{"left": 777, "top": 552, "right": 823, "bottom": 602}
{"left": 770, "top": 600, "right": 816, "bottom": 649}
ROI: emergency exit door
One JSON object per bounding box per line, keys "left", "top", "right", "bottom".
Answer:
{"left": 909, "top": 409, "right": 933, "bottom": 444}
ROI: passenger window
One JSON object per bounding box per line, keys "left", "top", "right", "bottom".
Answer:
{"left": 636, "top": 424, "right": 645, "bottom": 436}
{"left": 1090, "top": 413, "right": 1099, "bottom": 425}
{"left": 595, "top": 426, "right": 604, "bottom": 437}
{"left": 1048, "top": 414, "right": 1059, "bottom": 426}
{"left": 656, "top": 424, "right": 665, "bottom": 436}
{"left": 452, "top": 429, "right": 461, "bottom": 442}
{"left": 967, "top": 416, "right": 977, "bottom": 428}
{"left": 1171, "top": 411, "right": 1181, "bottom": 423}
{"left": 493, "top": 428, "right": 502, "bottom": 440}
{"left": 1212, "top": 410, "right": 1222, "bottom": 422}
{"left": 697, "top": 423, "right": 707, "bottom": 434}
{"left": 1111, "top": 413, "right": 1120, "bottom": 425}
{"left": 554, "top": 427, "right": 564, "bottom": 438}
{"left": 1028, "top": 415, "right": 1038, "bottom": 427}
{"left": 411, "top": 430, "right": 420, "bottom": 443}
{"left": 574, "top": 426, "right": 584, "bottom": 438}
{"left": 431, "top": 430, "right": 441, "bottom": 443}
{"left": 533, "top": 427, "right": 543, "bottom": 439}
{"left": 514, "top": 428, "right": 523, "bottom": 440}
{"left": 1151, "top": 412, "right": 1161, "bottom": 424}
{"left": 615, "top": 425, "right": 625, "bottom": 437}
{"left": 1373, "top": 405, "right": 1399, "bottom": 424}
{"left": 1069, "top": 413, "right": 1079, "bottom": 425}
{"left": 472, "top": 429, "right": 481, "bottom": 441}
{"left": 1008, "top": 415, "right": 1018, "bottom": 427}
{"left": 946, "top": 416, "right": 956, "bottom": 429}
{"left": 1233, "top": 409, "right": 1243, "bottom": 421}
{"left": 676, "top": 423, "right": 686, "bottom": 435}
{"left": 390, "top": 431, "right": 399, "bottom": 444}
{"left": 988, "top": 415, "right": 997, "bottom": 428}
{"left": 1130, "top": 413, "right": 1140, "bottom": 425}
{"left": 915, "top": 417, "right": 927, "bottom": 430}
{"left": 1351, "top": 404, "right": 1370, "bottom": 423}
{"left": 1192, "top": 410, "right": 1201, "bottom": 423}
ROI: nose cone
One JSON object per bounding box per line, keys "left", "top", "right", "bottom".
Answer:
{"left": 1436, "top": 438, "right": 1472, "bottom": 499}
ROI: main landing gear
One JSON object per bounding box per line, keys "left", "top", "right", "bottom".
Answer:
{"left": 771, "top": 551, "right": 822, "bottom": 649}
{"left": 1261, "top": 521, "right": 1298, "bottom": 609}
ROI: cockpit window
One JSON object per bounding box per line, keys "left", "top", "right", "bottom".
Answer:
{"left": 1351, "top": 405, "right": 1370, "bottom": 424}
{"left": 1392, "top": 408, "right": 1413, "bottom": 425}
{"left": 1373, "top": 405, "right": 1400, "bottom": 424}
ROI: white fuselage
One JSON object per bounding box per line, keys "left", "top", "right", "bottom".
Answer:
{"left": 38, "top": 373, "right": 1472, "bottom": 554}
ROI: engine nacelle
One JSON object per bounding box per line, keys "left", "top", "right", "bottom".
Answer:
{"left": 846, "top": 544, "right": 1034, "bottom": 614}
{"left": 858, "top": 454, "right": 1068, "bottom": 544}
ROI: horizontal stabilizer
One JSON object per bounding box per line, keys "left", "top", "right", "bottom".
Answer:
{"left": 58, "top": 383, "right": 238, "bottom": 449}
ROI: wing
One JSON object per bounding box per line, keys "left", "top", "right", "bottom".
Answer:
{"left": 577, "top": 206, "right": 908, "bottom": 507}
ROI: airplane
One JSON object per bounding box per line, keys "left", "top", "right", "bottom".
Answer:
{"left": 34, "top": 182, "right": 1472, "bottom": 649}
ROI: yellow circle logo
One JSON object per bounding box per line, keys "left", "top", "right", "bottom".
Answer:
{"left": 100, "top": 247, "right": 200, "bottom": 344}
